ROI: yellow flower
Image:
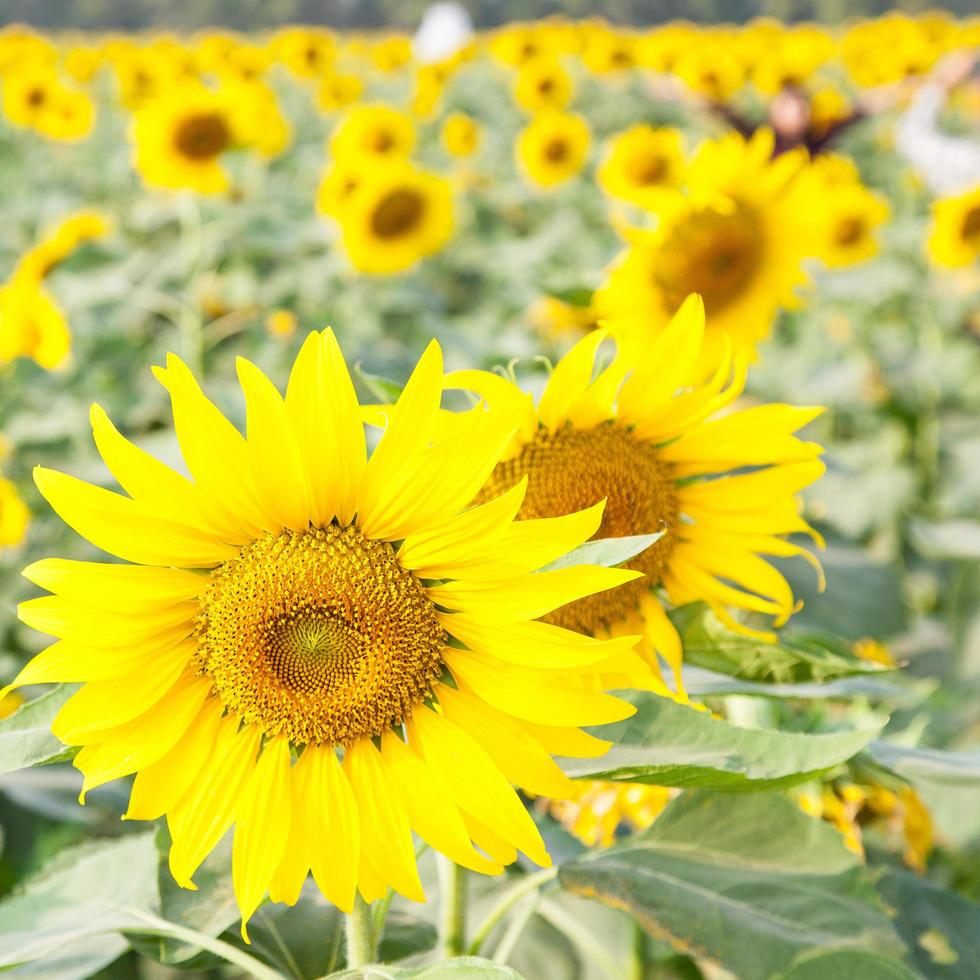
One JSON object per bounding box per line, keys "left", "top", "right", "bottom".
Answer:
{"left": 441, "top": 111, "right": 480, "bottom": 158}
{"left": 596, "top": 130, "right": 809, "bottom": 369}
{"left": 15, "top": 210, "right": 110, "bottom": 281}
{"left": 489, "top": 25, "right": 552, "bottom": 68}
{"left": 329, "top": 104, "right": 416, "bottom": 163}
{"left": 513, "top": 58, "right": 574, "bottom": 112}
{"left": 673, "top": 43, "right": 745, "bottom": 103}
{"left": 927, "top": 185, "right": 980, "bottom": 268}
{"left": 226, "top": 79, "right": 291, "bottom": 159}
{"left": 316, "top": 162, "right": 364, "bottom": 219}
{"left": 813, "top": 187, "right": 890, "bottom": 268}
{"left": 335, "top": 163, "right": 454, "bottom": 275}
{"left": 0, "top": 277, "right": 72, "bottom": 370}
{"left": 853, "top": 637, "right": 895, "bottom": 667}
{"left": 369, "top": 34, "right": 413, "bottom": 74}
{"left": 526, "top": 295, "right": 598, "bottom": 342}
{"left": 273, "top": 27, "right": 336, "bottom": 79}
{"left": 597, "top": 125, "right": 685, "bottom": 209}
{"left": 317, "top": 72, "right": 363, "bottom": 113}
{"left": 265, "top": 309, "right": 297, "bottom": 339}
{"left": 8, "top": 331, "right": 641, "bottom": 933}
{"left": 580, "top": 27, "right": 637, "bottom": 75}
{"left": 546, "top": 781, "right": 673, "bottom": 848}
{"left": 1, "top": 66, "right": 60, "bottom": 129}
{"left": 516, "top": 109, "right": 590, "bottom": 189}
{"left": 64, "top": 46, "right": 103, "bottom": 83}
{"left": 0, "top": 477, "right": 30, "bottom": 549}
{"left": 132, "top": 86, "right": 239, "bottom": 195}
{"left": 450, "top": 296, "right": 825, "bottom": 699}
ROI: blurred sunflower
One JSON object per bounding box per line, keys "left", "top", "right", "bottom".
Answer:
{"left": 317, "top": 72, "right": 363, "bottom": 113}
{"left": 596, "top": 130, "right": 808, "bottom": 370}
{"left": 330, "top": 104, "right": 415, "bottom": 162}
{"left": 927, "top": 185, "right": 980, "bottom": 268}
{"left": 441, "top": 111, "right": 480, "bottom": 158}
{"left": 1, "top": 67, "right": 60, "bottom": 129}
{"left": 450, "top": 297, "right": 824, "bottom": 697}
{"left": 315, "top": 161, "right": 364, "bottom": 219}
{"left": 0, "top": 478, "right": 30, "bottom": 549}
{"left": 546, "top": 781, "right": 673, "bottom": 847}
{"left": 8, "top": 331, "right": 643, "bottom": 933}
{"left": 14, "top": 210, "right": 109, "bottom": 280}
{"left": 132, "top": 86, "right": 239, "bottom": 194}
{"left": 516, "top": 109, "right": 590, "bottom": 189}
{"left": 597, "top": 124, "right": 685, "bottom": 209}
{"left": 0, "top": 277, "right": 72, "bottom": 370}
{"left": 336, "top": 164, "right": 453, "bottom": 274}
{"left": 513, "top": 58, "right": 574, "bottom": 112}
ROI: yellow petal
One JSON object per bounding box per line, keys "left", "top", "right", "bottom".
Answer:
{"left": 233, "top": 736, "right": 292, "bottom": 941}
{"left": 445, "top": 648, "right": 635, "bottom": 727}
{"left": 237, "top": 356, "right": 311, "bottom": 533}
{"left": 428, "top": 565, "right": 642, "bottom": 621}
{"left": 126, "top": 697, "right": 225, "bottom": 820}
{"left": 343, "top": 737, "right": 424, "bottom": 903}
{"left": 380, "top": 728, "right": 501, "bottom": 875}
{"left": 33, "top": 467, "right": 238, "bottom": 568}
{"left": 437, "top": 687, "right": 574, "bottom": 798}
{"left": 538, "top": 329, "right": 610, "bottom": 432}
{"left": 168, "top": 717, "right": 261, "bottom": 889}
{"left": 285, "top": 329, "right": 366, "bottom": 527}
{"left": 520, "top": 719, "right": 612, "bottom": 759}
{"left": 408, "top": 706, "right": 549, "bottom": 867}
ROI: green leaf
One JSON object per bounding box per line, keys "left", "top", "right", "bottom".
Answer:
{"left": 866, "top": 742, "right": 980, "bottom": 787}
{"left": 540, "top": 532, "right": 665, "bottom": 572}
{"left": 910, "top": 518, "right": 980, "bottom": 561}
{"left": 876, "top": 871, "right": 980, "bottom": 980}
{"left": 562, "top": 693, "right": 883, "bottom": 791}
{"left": 0, "top": 685, "right": 78, "bottom": 776}
{"left": 777, "top": 546, "right": 907, "bottom": 640}
{"left": 778, "top": 949, "right": 921, "bottom": 979}
{"left": 683, "top": 666, "right": 918, "bottom": 703}
{"left": 673, "top": 603, "right": 890, "bottom": 684}
{"left": 559, "top": 792, "right": 905, "bottom": 980}
{"left": 0, "top": 832, "right": 160, "bottom": 967}
{"left": 353, "top": 364, "right": 404, "bottom": 404}
{"left": 325, "top": 956, "right": 526, "bottom": 979}
{"left": 545, "top": 286, "right": 594, "bottom": 308}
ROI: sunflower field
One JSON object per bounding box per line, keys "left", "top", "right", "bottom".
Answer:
{"left": 1, "top": 9, "right": 980, "bottom": 980}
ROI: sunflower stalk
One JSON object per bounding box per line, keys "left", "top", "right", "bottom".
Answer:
{"left": 344, "top": 893, "right": 377, "bottom": 969}
{"left": 438, "top": 854, "right": 469, "bottom": 957}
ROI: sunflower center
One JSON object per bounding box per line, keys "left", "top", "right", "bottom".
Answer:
{"left": 476, "top": 424, "right": 679, "bottom": 635}
{"left": 195, "top": 525, "right": 446, "bottom": 746}
{"left": 370, "top": 189, "right": 425, "bottom": 239}
{"left": 371, "top": 129, "right": 395, "bottom": 153}
{"left": 544, "top": 138, "right": 569, "bottom": 163}
{"left": 26, "top": 87, "right": 46, "bottom": 107}
{"left": 174, "top": 112, "right": 231, "bottom": 161}
{"left": 655, "top": 206, "right": 764, "bottom": 317}
{"left": 961, "top": 205, "right": 980, "bottom": 243}
{"left": 835, "top": 216, "right": 866, "bottom": 246}
{"left": 629, "top": 154, "right": 668, "bottom": 186}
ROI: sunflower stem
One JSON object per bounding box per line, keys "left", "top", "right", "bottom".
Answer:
{"left": 466, "top": 865, "right": 558, "bottom": 956}
{"left": 630, "top": 919, "right": 648, "bottom": 980}
{"left": 438, "top": 855, "right": 468, "bottom": 958}
{"left": 344, "top": 893, "right": 376, "bottom": 969}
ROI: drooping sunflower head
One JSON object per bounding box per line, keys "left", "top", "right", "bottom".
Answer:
{"left": 450, "top": 295, "right": 826, "bottom": 698}
{"left": 516, "top": 109, "right": 591, "bottom": 189}
{"left": 335, "top": 163, "right": 454, "bottom": 274}
{"left": 132, "top": 86, "right": 239, "bottom": 194}
{"left": 597, "top": 124, "right": 686, "bottom": 209}
{"left": 329, "top": 103, "right": 416, "bottom": 162}
{"left": 927, "top": 185, "right": 980, "bottom": 269}
{"left": 10, "top": 329, "right": 646, "bottom": 935}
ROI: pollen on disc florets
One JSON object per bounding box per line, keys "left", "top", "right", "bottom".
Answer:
{"left": 195, "top": 525, "right": 447, "bottom": 746}
{"left": 477, "top": 423, "right": 679, "bottom": 635}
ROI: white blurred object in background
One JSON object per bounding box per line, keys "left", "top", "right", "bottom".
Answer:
{"left": 413, "top": 2, "right": 474, "bottom": 64}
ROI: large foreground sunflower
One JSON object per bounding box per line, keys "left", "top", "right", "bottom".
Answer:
{"left": 449, "top": 297, "right": 825, "bottom": 698}
{"left": 7, "top": 330, "right": 644, "bottom": 936}
{"left": 927, "top": 185, "right": 980, "bottom": 268}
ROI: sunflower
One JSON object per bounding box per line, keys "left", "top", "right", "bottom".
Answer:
{"left": 132, "top": 86, "right": 239, "bottom": 194}
{"left": 14, "top": 210, "right": 109, "bottom": 281}
{"left": 317, "top": 72, "right": 364, "bottom": 113}
{"left": 315, "top": 161, "right": 364, "bottom": 219}
{"left": 0, "top": 477, "right": 30, "bottom": 549}
{"left": 7, "top": 331, "right": 645, "bottom": 934}
{"left": 1, "top": 67, "right": 59, "bottom": 129}
{"left": 0, "top": 276, "right": 72, "bottom": 370}
{"left": 336, "top": 164, "right": 453, "bottom": 275}
{"left": 808, "top": 184, "right": 890, "bottom": 269}
{"left": 448, "top": 296, "right": 825, "bottom": 698}
{"left": 513, "top": 58, "right": 574, "bottom": 113}
{"left": 927, "top": 185, "right": 980, "bottom": 268}
{"left": 595, "top": 130, "right": 809, "bottom": 370}
{"left": 546, "top": 780, "right": 673, "bottom": 848}
{"left": 329, "top": 104, "right": 415, "bottom": 163}
{"left": 441, "top": 111, "right": 480, "bottom": 158}
{"left": 516, "top": 109, "right": 590, "bottom": 189}
{"left": 597, "top": 125, "right": 685, "bottom": 210}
